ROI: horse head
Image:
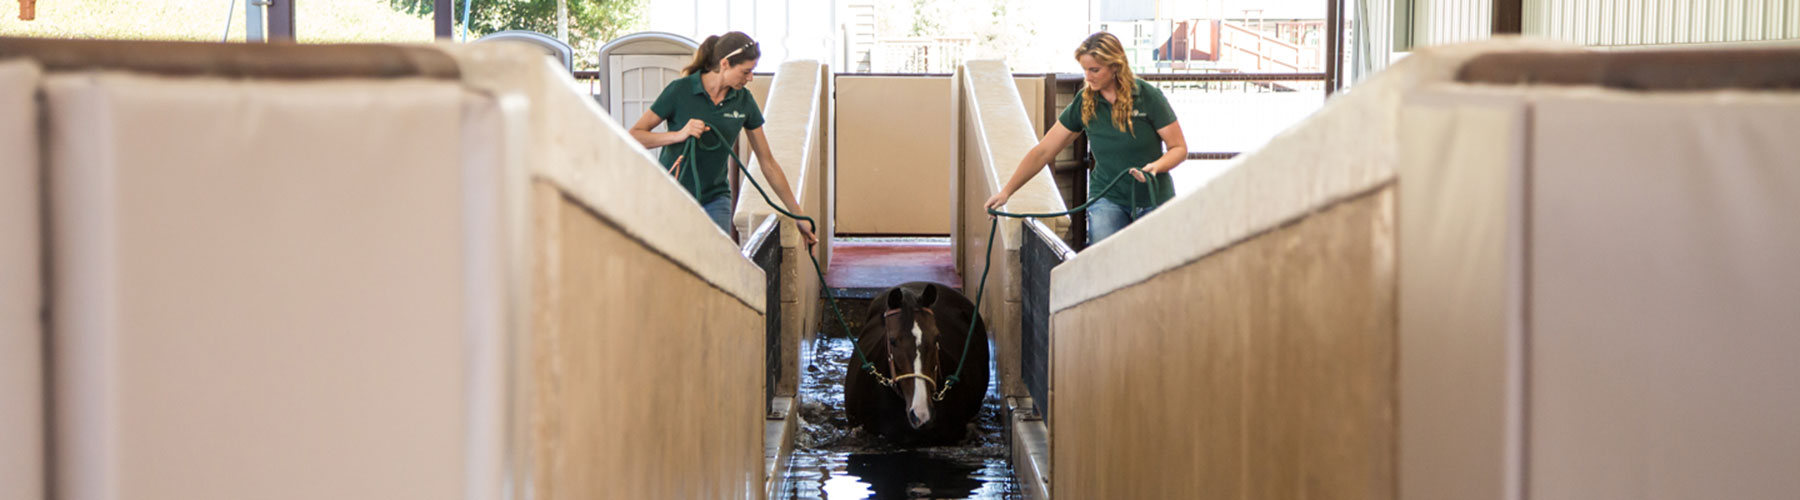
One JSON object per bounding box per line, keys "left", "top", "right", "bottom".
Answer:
{"left": 878, "top": 283, "right": 945, "bottom": 429}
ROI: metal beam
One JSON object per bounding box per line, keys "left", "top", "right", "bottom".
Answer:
{"left": 1325, "top": 0, "right": 1342, "bottom": 95}
{"left": 267, "top": 0, "right": 295, "bottom": 42}
{"left": 435, "top": 0, "right": 453, "bottom": 39}
{"left": 1493, "top": 0, "right": 1523, "bottom": 34}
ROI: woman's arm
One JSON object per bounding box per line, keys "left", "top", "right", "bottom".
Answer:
{"left": 984, "top": 122, "right": 1081, "bottom": 211}
{"left": 746, "top": 127, "right": 818, "bottom": 245}
{"left": 628, "top": 111, "right": 709, "bottom": 149}
{"left": 1130, "top": 121, "right": 1189, "bottom": 182}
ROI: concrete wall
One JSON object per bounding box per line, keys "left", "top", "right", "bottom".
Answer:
{"left": 456, "top": 44, "right": 772, "bottom": 499}
{"left": 1052, "top": 189, "right": 1397, "bottom": 499}
{"left": 735, "top": 60, "right": 829, "bottom": 398}
{"left": 951, "top": 61, "right": 1070, "bottom": 398}
{"left": 528, "top": 183, "right": 763, "bottom": 499}
{"left": 1044, "top": 39, "right": 1800, "bottom": 499}
{"left": 1040, "top": 40, "right": 1571, "bottom": 497}
{"left": 5, "top": 40, "right": 774, "bottom": 500}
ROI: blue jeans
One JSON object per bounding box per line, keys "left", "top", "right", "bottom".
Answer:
{"left": 1087, "top": 198, "right": 1157, "bottom": 245}
{"left": 701, "top": 195, "right": 733, "bottom": 234}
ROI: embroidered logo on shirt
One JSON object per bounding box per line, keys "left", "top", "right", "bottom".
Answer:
{"left": 724, "top": 110, "right": 746, "bottom": 119}
{"left": 1132, "top": 109, "right": 1150, "bottom": 118}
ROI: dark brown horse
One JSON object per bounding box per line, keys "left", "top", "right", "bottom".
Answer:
{"left": 844, "top": 282, "right": 989, "bottom": 445}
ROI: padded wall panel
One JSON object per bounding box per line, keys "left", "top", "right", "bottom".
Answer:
{"left": 1397, "top": 89, "right": 1530, "bottom": 500}
{"left": 0, "top": 60, "right": 43, "bottom": 500}
{"left": 45, "top": 74, "right": 487, "bottom": 500}
{"left": 1528, "top": 92, "right": 1800, "bottom": 500}
{"left": 1051, "top": 189, "right": 1396, "bottom": 499}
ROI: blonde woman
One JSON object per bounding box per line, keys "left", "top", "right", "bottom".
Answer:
{"left": 984, "top": 32, "right": 1188, "bottom": 244}
{"left": 629, "top": 31, "right": 816, "bottom": 244}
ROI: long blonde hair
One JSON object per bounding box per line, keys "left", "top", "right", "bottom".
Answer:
{"left": 1074, "top": 32, "right": 1138, "bottom": 136}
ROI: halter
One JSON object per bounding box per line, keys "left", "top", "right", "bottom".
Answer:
{"left": 879, "top": 307, "right": 948, "bottom": 401}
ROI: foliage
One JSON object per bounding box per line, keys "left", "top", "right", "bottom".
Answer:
{"left": 389, "top": 0, "right": 645, "bottom": 66}
{"left": 1, "top": 0, "right": 434, "bottom": 43}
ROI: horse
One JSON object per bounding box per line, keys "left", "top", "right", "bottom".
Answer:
{"left": 843, "top": 281, "right": 990, "bottom": 445}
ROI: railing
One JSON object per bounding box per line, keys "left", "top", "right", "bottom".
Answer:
{"left": 1020, "top": 218, "right": 1075, "bottom": 420}
{"left": 1219, "top": 20, "right": 1307, "bottom": 72}
{"left": 742, "top": 215, "right": 784, "bottom": 415}
{"left": 734, "top": 60, "right": 829, "bottom": 402}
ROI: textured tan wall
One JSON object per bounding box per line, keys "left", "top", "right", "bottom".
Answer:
{"left": 836, "top": 76, "right": 953, "bottom": 234}
{"left": 529, "top": 182, "right": 764, "bottom": 500}
{"left": 837, "top": 75, "right": 1046, "bottom": 235}
{"left": 1051, "top": 188, "right": 1397, "bottom": 499}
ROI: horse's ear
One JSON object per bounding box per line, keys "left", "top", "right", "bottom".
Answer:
{"left": 918, "top": 284, "right": 938, "bottom": 308}
{"left": 887, "top": 288, "right": 906, "bottom": 310}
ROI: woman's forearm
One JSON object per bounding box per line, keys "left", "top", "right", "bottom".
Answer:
{"left": 631, "top": 129, "right": 689, "bottom": 149}
{"left": 1000, "top": 144, "right": 1055, "bottom": 197}
{"left": 1146, "top": 144, "right": 1188, "bottom": 174}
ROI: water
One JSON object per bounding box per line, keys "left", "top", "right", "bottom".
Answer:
{"left": 780, "top": 334, "right": 1021, "bottom": 500}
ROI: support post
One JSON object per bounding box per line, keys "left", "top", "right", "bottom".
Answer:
{"left": 434, "top": 0, "right": 453, "bottom": 39}
{"left": 267, "top": 0, "right": 295, "bottom": 42}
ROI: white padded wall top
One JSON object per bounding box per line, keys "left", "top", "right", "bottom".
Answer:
{"left": 1528, "top": 91, "right": 1800, "bottom": 500}
{"left": 1397, "top": 88, "right": 1532, "bottom": 500}
{"left": 45, "top": 73, "right": 498, "bottom": 500}
{"left": 734, "top": 60, "right": 822, "bottom": 239}
{"left": 962, "top": 59, "right": 1069, "bottom": 247}
{"left": 0, "top": 60, "right": 44, "bottom": 500}
{"left": 446, "top": 43, "right": 766, "bottom": 312}
{"left": 1050, "top": 39, "right": 1577, "bottom": 313}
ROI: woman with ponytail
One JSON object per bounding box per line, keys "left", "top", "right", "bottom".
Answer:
{"left": 984, "top": 32, "right": 1187, "bottom": 245}
{"left": 629, "top": 31, "right": 816, "bottom": 244}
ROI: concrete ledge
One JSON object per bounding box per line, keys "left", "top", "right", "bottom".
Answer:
{"left": 764, "top": 396, "right": 798, "bottom": 500}
{"left": 1008, "top": 397, "right": 1051, "bottom": 500}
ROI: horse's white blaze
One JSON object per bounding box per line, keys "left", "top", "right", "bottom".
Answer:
{"left": 908, "top": 323, "right": 931, "bottom": 424}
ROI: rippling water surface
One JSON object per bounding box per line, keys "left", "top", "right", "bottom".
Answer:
{"left": 779, "top": 335, "right": 1020, "bottom": 500}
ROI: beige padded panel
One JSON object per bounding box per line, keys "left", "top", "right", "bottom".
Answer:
{"left": 0, "top": 60, "right": 42, "bottom": 500}
{"left": 45, "top": 74, "right": 497, "bottom": 500}
{"left": 1397, "top": 88, "right": 1531, "bottom": 500}
{"left": 834, "top": 75, "right": 952, "bottom": 234}
{"left": 1051, "top": 189, "right": 1396, "bottom": 499}
{"left": 447, "top": 44, "right": 765, "bottom": 313}
{"left": 529, "top": 182, "right": 763, "bottom": 500}
{"left": 1528, "top": 92, "right": 1800, "bottom": 500}
{"left": 1051, "top": 39, "right": 1578, "bottom": 313}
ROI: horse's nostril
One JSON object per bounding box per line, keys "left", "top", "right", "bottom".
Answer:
{"left": 907, "top": 412, "right": 925, "bottom": 428}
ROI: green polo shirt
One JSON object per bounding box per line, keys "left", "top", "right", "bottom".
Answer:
{"left": 1059, "top": 78, "right": 1179, "bottom": 207}
{"left": 649, "top": 72, "right": 766, "bottom": 203}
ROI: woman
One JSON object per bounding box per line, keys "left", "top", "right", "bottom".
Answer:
{"left": 983, "top": 32, "right": 1187, "bottom": 245}
{"left": 630, "top": 31, "right": 817, "bottom": 244}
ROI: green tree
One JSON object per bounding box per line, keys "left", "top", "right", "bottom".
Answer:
{"left": 389, "top": 0, "right": 644, "bottom": 68}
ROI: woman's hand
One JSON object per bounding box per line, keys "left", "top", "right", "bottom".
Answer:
{"left": 679, "top": 119, "right": 710, "bottom": 139}
{"left": 983, "top": 192, "right": 1011, "bottom": 215}
{"left": 1129, "top": 166, "right": 1152, "bottom": 183}
{"left": 795, "top": 218, "right": 819, "bottom": 246}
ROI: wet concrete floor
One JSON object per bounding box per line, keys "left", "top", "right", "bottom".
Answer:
{"left": 780, "top": 333, "right": 1020, "bottom": 499}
